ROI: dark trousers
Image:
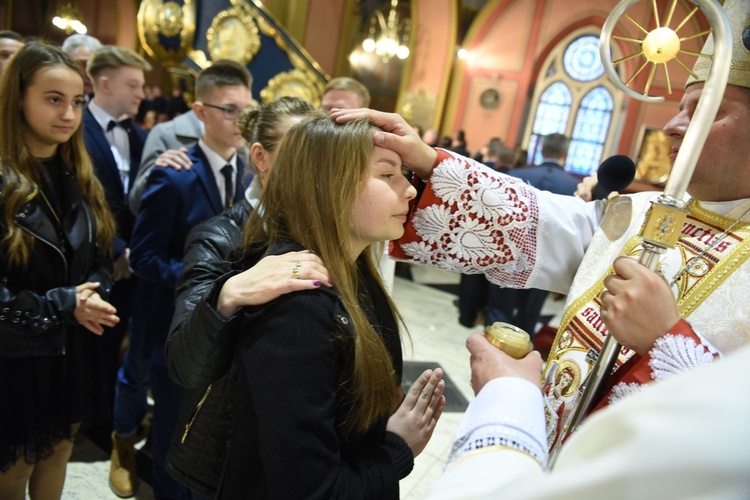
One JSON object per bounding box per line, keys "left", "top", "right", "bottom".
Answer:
{"left": 487, "top": 284, "right": 548, "bottom": 336}
{"left": 113, "top": 279, "right": 150, "bottom": 437}
{"left": 150, "top": 363, "right": 190, "bottom": 500}
{"left": 89, "top": 276, "right": 136, "bottom": 445}
{"left": 101, "top": 278, "right": 135, "bottom": 388}
{"left": 458, "top": 273, "right": 489, "bottom": 327}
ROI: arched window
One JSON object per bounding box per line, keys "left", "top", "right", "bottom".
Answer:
{"left": 527, "top": 81, "right": 572, "bottom": 165}
{"left": 568, "top": 86, "right": 614, "bottom": 175}
{"left": 524, "top": 31, "right": 624, "bottom": 175}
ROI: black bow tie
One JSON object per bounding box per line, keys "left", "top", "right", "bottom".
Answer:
{"left": 107, "top": 118, "right": 133, "bottom": 132}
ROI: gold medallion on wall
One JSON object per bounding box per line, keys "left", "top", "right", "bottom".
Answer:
{"left": 260, "top": 69, "right": 324, "bottom": 108}
{"left": 206, "top": 4, "right": 261, "bottom": 65}
{"left": 400, "top": 88, "right": 437, "bottom": 129}
{"left": 138, "top": 0, "right": 196, "bottom": 65}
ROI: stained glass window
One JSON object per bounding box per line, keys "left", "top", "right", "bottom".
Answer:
{"left": 526, "top": 31, "right": 620, "bottom": 174}
{"left": 568, "top": 86, "right": 614, "bottom": 175}
{"left": 528, "top": 81, "right": 572, "bottom": 164}
{"left": 563, "top": 35, "right": 605, "bottom": 82}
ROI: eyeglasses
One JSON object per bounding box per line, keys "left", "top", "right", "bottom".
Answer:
{"left": 202, "top": 102, "right": 242, "bottom": 120}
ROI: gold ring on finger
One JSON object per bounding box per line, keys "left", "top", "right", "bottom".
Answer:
{"left": 292, "top": 261, "right": 301, "bottom": 279}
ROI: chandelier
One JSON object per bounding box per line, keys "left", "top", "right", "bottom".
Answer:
{"left": 362, "top": 0, "right": 411, "bottom": 62}
{"left": 52, "top": 3, "right": 87, "bottom": 35}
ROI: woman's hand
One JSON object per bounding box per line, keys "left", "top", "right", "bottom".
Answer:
{"left": 386, "top": 368, "right": 446, "bottom": 458}
{"left": 113, "top": 248, "right": 131, "bottom": 282}
{"left": 216, "top": 250, "right": 331, "bottom": 319}
{"left": 600, "top": 256, "right": 681, "bottom": 356}
{"left": 74, "top": 282, "right": 119, "bottom": 335}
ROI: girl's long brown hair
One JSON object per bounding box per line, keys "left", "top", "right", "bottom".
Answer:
{"left": 0, "top": 41, "right": 115, "bottom": 266}
{"left": 243, "top": 113, "right": 401, "bottom": 436}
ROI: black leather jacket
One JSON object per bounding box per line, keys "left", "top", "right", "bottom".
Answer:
{"left": 166, "top": 198, "right": 255, "bottom": 496}
{"left": 0, "top": 172, "right": 113, "bottom": 358}
{"left": 166, "top": 198, "right": 254, "bottom": 387}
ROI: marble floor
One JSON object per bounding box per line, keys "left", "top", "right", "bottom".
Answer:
{"left": 62, "top": 264, "right": 563, "bottom": 499}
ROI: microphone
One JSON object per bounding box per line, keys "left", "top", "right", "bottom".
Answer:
{"left": 591, "top": 155, "right": 636, "bottom": 200}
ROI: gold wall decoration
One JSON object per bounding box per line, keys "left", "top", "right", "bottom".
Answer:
{"left": 138, "top": 0, "right": 196, "bottom": 66}
{"left": 206, "top": 4, "right": 261, "bottom": 65}
{"left": 259, "top": 69, "right": 324, "bottom": 108}
{"left": 187, "top": 49, "right": 210, "bottom": 70}
{"left": 399, "top": 88, "right": 437, "bottom": 129}
{"left": 635, "top": 127, "right": 673, "bottom": 183}
{"left": 158, "top": 2, "right": 184, "bottom": 37}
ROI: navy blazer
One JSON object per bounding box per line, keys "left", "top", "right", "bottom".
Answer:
{"left": 129, "top": 145, "right": 245, "bottom": 359}
{"left": 83, "top": 107, "right": 148, "bottom": 257}
{"left": 510, "top": 161, "right": 579, "bottom": 196}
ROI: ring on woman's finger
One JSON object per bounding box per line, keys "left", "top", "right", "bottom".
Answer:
{"left": 291, "top": 260, "right": 302, "bottom": 279}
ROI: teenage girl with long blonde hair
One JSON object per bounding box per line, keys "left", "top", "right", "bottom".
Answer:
{"left": 219, "top": 114, "right": 446, "bottom": 499}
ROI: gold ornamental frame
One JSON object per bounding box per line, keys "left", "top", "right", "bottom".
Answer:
{"left": 206, "top": 4, "right": 261, "bottom": 65}
{"left": 138, "top": 0, "right": 197, "bottom": 66}
{"left": 260, "top": 69, "right": 325, "bottom": 108}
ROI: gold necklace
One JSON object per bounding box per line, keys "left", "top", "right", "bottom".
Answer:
{"left": 670, "top": 201, "right": 750, "bottom": 286}
{"left": 38, "top": 188, "right": 61, "bottom": 226}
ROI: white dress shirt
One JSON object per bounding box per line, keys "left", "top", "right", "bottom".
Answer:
{"left": 88, "top": 100, "right": 132, "bottom": 194}
{"left": 197, "top": 138, "right": 237, "bottom": 208}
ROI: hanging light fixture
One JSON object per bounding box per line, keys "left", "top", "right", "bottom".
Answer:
{"left": 52, "top": 3, "right": 87, "bottom": 35}
{"left": 362, "top": 0, "right": 411, "bottom": 62}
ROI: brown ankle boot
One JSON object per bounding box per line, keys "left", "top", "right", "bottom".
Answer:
{"left": 109, "top": 431, "right": 139, "bottom": 497}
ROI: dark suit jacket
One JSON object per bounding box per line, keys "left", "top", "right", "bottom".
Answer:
{"left": 129, "top": 144, "right": 245, "bottom": 362}
{"left": 510, "top": 160, "right": 579, "bottom": 196}
{"left": 83, "top": 107, "right": 148, "bottom": 257}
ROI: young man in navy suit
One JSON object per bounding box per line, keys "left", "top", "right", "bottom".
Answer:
{"left": 512, "top": 133, "right": 578, "bottom": 196}
{"left": 129, "top": 60, "right": 252, "bottom": 499}
{"left": 82, "top": 46, "right": 151, "bottom": 495}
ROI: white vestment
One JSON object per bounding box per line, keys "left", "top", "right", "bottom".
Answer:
{"left": 425, "top": 343, "right": 750, "bottom": 500}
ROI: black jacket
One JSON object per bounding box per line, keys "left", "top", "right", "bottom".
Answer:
{"left": 218, "top": 240, "right": 412, "bottom": 499}
{"left": 166, "top": 198, "right": 252, "bottom": 387}
{"left": 166, "top": 199, "right": 254, "bottom": 496}
{"left": 0, "top": 171, "right": 113, "bottom": 358}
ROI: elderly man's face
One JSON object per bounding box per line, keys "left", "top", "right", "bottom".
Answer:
{"left": 320, "top": 89, "right": 362, "bottom": 112}
{"left": 664, "top": 83, "right": 750, "bottom": 202}
{"left": 69, "top": 45, "right": 95, "bottom": 95}
{"left": 0, "top": 38, "right": 23, "bottom": 75}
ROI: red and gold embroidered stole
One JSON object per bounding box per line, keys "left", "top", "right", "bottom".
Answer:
{"left": 542, "top": 201, "right": 750, "bottom": 450}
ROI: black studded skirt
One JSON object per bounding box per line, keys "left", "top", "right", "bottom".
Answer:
{"left": 0, "top": 324, "right": 103, "bottom": 471}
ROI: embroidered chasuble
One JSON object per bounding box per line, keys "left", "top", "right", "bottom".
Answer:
{"left": 392, "top": 149, "right": 750, "bottom": 451}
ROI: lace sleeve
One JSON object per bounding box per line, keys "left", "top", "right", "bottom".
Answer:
{"left": 394, "top": 149, "right": 600, "bottom": 292}
{"left": 608, "top": 321, "right": 717, "bottom": 405}
{"left": 649, "top": 334, "right": 715, "bottom": 382}
{"left": 399, "top": 152, "right": 542, "bottom": 289}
